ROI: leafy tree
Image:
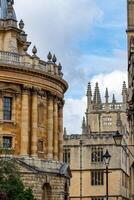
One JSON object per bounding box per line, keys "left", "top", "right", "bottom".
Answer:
{"left": 0, "top": 158, "right": 35, "bottom": 200}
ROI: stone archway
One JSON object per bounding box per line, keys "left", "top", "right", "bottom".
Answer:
{"left": 42, "top": 183, "right": 52, "bottom": 200}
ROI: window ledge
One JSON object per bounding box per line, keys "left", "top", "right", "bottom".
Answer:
{"left": 0, "top": 120, "right": 16, "bottom": 125}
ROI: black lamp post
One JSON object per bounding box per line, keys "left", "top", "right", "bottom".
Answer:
{"left": 113, "top": 130, "right": 134, "bottom": 157}
{"left": 103, "top": 150, "right": 111, "bottom": 200}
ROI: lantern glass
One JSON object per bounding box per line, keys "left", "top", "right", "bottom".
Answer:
{"left": 113, "top": 131, "right": 123, "bottom": 146}
{"left": 103, "top": 150, "right": 111, "bottom": 166}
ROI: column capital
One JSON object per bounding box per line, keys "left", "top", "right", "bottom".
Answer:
{"left": 47, "top": 92, "right": 54, "bottom": 100}
{"left": 38, "top": 90, "right": 47, "bottom": 98}
{"left": 58, "top": 99, "right": 65, "bottom": 109}
{"left": 22, "top": 84, "right": 31, "bottom": 94}
{"left": 32, "top": 86, "right": 40, "bottom": 95}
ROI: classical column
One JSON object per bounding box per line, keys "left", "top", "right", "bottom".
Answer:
{"left": 0, "top": 92, "right": 3, "bottom": 120}
{"left": 58, "top": 100, "right": 64, "bottom": 162}
{"left": 20, "top": 85, "right": 29, "bottom": 156}
{"left": 31, "top": 88, "right": 38, "bottom": 157}
{"left": 53, "top": 98, "right": 58, "bottom": 160}
{"left": 47, "top": 94, "right": 54, "bottom": 159}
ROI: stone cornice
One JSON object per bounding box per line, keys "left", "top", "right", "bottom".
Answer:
{"left": 0, "top": 64, "right": 68, "bottom": 93}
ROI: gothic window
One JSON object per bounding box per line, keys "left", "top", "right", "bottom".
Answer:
{"left": 38, "top": 103, "right": 44, "bottom": 125}
{"left": 63, "top": 148, "right": 70, "bottom": 164}
{"left": 91, "top": 170, "right": 104, "bottom": 186}
{"left": 3, "top": 97, "right": 12, "bottom": 120}
{"left": 91, "top": 147, "right": 103, "bottom": 163}
{"left": 3, "top": 136, "right": 12, "bottom": 149}
{"left": 102, "top": 116, "right": 112, "bottom": 127}
{"left": 38, "top": 140, "right": 44, "bottom": 152}
{"left": 42, "top": 183, "right": 52, "bottom": 200}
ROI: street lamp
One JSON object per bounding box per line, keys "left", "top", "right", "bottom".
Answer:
{"left": 103, "top": 150, "right": 111, "bottom": 200}
{"left": 113, "top": 130, "right": 123, "bottom": 146}
{"left": 113, "top": 130, "right": 134, "bottom": 157}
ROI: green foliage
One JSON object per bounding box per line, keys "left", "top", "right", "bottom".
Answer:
{"left": 0, "top": 158, "right": 35, "bottom": 200}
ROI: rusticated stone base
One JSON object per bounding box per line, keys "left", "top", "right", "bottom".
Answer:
{"left": 17, "top": 157, "right": 71, "bottom": 200}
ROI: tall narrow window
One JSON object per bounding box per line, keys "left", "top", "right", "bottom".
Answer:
{"left": 91, "top": 170, "right": 104, "bottom": 186}
{"left": 3, "top": 136, "right": 12, "bottom": 148}
{"left": 3, "top": 97, "right": 12, "bottom": 120}
{"left": 63, "top": 149, "right": 70, "bottom": 164}
{"left": 91, "top": 147, "right": 103, "bottom": 163}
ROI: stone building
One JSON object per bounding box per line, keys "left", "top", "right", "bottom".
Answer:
{"left": 64, "top": 82, "right": 130, "bottom": 200}
{"left": 0, "top": 0, "right": 71, "bottom": 200}
{"left": 126, "top": 0, "right": 134, "bottom": 199}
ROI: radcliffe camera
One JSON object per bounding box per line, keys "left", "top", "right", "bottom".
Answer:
{"left": 0, "top": 1, "right": 133, "bottom": 200}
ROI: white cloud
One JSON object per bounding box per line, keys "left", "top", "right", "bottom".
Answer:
{"left": 14, "top": 0, "right": 102, "bottom": 54}
{"left": 64, "top": 96, "right": 86, "bottom": 135}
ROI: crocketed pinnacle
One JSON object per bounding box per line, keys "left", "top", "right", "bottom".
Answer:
{"left": 105, "top": 88, "right": 109, "bottom": 103}
{"left": 93, "top": 82, "right": 102, "bottom": 105}
{"left": 122, "top": 81, "right": 127, "bottom": 95}
{"left": 0, "top": 0, "right": 17, "bottom": 20}
{"left": 112, "top": 94, "right": 116, "bottom": 104}
{"left": 82, "top": 116, "right": 86, "bottom": 134}
{"left": 87, "top": 82, "right": 92, "bottom": 97}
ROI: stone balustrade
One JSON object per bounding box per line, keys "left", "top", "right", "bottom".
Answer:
{"left": 0, "top": 50, "right": 63, "bottom": 77}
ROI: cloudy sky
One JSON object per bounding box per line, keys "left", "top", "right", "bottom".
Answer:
{"left": 14, "top": 0, "right": 127, "bottom": 134}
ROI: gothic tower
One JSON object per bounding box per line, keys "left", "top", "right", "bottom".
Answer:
{"left": 84, "top": 82, "right": 128, "bottom": 134}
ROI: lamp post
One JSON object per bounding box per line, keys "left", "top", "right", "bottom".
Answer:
{"left": 103, "top": 149, "right": 111, "bottom": 200}
{"left": 113, "top": 130, "right": 134, "bottom": 157}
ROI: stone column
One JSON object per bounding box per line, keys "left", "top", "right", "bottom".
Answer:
{"left": 53, "top": 98, "right": 58, "bottom": 160}
{"left": 47, "top": 94, "right": 54, "bottom": 159}
{"left": 58, "top": 100, "right": 64, "bottom": 162}
{"left": 20, "top": 85, "right": 29, "bottom": 156}
{"left": 0, "top": 92, "right": 3, "bottom": 120}
{"left": 31, "top": 88, "right": 38, "bottom": 157}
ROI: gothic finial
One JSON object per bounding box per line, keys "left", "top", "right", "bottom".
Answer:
{"left": 64, "top": 127, "right": 67, "bottom": 135}
{"left": 93, "top": 82, "right": 102, "bottom": 108}
{"left": 47, "top": 52, "right": 52, "bottom": 61}
{"left": 32, "top": 46, "right": 37, "bottom": 56}
{"left": 112, "top": 94, "right": 116, "bottom": 104}
{"left": 19, "top": 19, "right": 24, "bottom": 30}
{"left": 7, "top": 0, "right": 14, "bottom": 5}
{"left": 58, "top": 62, "right": 62, "bottom": 71}
{"left": 52, "top": 54, "right": 57, "bottom": 63}
{"left": 122, "top": 81, "right": 127, "bottom": 95}
{"left": 82, "top": 117, "right": 86, "bottom": 134}
{"left": 105, "top": 88, "right": 109, "bottom": 103}
{"left": 87, "top": 82, "right": 92, "bottom": 97}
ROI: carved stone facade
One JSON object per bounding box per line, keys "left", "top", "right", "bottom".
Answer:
{"left": 127, "top": 0, "right": 134, "bottom": 199}
{"left": 64, "top": 83, "right": 130, "bottom": 200}
{"left": 0, "top": 1, "right": 71, "bottom": 200}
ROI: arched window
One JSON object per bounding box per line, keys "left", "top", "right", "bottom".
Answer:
{"left": 42, "top": 183, "right": 52, "bottom": 200}
{"left": 38, "top": 103, "right": 44, "bottom": 125}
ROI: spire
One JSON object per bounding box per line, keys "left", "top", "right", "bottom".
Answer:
{"left": 0, "top": 0, "right": 16, "bottom": 20}
{"left": 122, "top": 81, "right": 127, "bottom": 103}
{"left": 112, "top": 94, "right": 116, "bottom": 104}
{"left": 105, "top": 88, "right": 109, "bottom": 103}
{"left": 87, "top": 82, "right": 92, "bottom": 97}
{"left": 93, "top": 82, "right": 102, "bottom": 109}
{"left": 82, "top": 117, "right": 86, "bottom": 134}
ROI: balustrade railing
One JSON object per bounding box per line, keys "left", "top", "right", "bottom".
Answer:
{"left": 0, "top": 51, "right": 61, "bottom": 77}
